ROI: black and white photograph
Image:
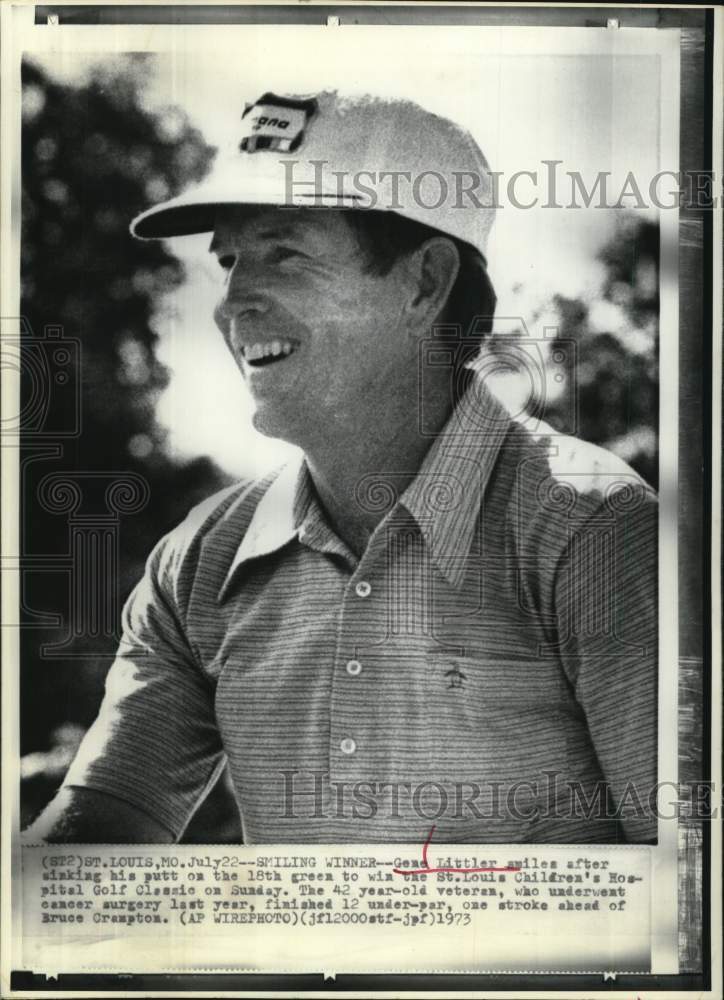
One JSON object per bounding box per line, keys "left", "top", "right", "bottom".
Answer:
{"left": 1, "top": 1, "right": 720, "bottom": 994}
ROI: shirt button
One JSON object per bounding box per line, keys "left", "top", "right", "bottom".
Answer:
{"left": 346, "top": 659, "right": 362, "bottom": 676}
{"left": 355, "top": 581, "right": 372, "bottom": 598}
{"left": 340, "top": 738, "right": 356, "bottom": 755}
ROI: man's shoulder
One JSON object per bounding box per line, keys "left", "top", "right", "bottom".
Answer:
{"left": 490, "top": 418, "right": 657, "bottom": 561}
{"left": 150, "top": 469, "right": 280, "bottom": 582}
{"left": 181, "top": 474, "right": 276, "bottom": 536}
{"left": 482, "top": 419, "right": 658, "bottom": 609}
{"left": 501, "top": 418, "right": 656, "bottom": 506}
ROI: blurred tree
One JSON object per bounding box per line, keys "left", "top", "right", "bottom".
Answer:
{"left": 21, "top": 56, "right": 218, "bottom": 489}
{"left": 20, "top": 57, "right": 236, "bottom": 835}
{"left": 543, "top": 214, "right": 659, "bottom": 489}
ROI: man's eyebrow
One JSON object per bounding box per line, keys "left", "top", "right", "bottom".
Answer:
{"left": 208, "top": 216, "right": 326, "bottom": 254}
{"left": 257, "top": 224, "right": 312, "bottom": 241}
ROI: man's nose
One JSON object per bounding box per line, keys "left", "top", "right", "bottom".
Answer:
{"left": 216, "top": 260, "right": 272, "bottom": 325}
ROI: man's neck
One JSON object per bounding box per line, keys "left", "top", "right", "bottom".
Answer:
{"left": 301, "top": 383, "right": 454, "bottom": 558}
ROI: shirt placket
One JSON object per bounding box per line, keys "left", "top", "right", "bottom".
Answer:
{"left": 326, "top": 534, "right": 394, "bottom": 818}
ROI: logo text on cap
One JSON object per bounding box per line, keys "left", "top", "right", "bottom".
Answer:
{"left": 239, "top": 93, "right": 317, "bottom": 155}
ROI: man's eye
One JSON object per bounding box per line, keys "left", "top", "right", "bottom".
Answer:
{"left": 270, "top": 247, "right": 303, "bottom": 264}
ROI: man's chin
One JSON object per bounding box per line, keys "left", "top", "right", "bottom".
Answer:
{"left": 250, "top": 405, "right": 298, "bottom": 446}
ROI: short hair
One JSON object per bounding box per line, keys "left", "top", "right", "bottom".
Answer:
{"left": 344, "top": 210, "right": 497, "bottom": 396}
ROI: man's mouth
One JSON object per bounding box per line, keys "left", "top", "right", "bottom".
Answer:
{"left": 242, "top": 340, "right": 297, "bottom": 368}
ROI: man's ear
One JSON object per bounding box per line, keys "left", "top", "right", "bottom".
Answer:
{"left": 403, "top": 236, "right": 460, "bottom": 331}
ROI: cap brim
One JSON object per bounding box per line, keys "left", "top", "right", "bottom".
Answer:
{"left": 130, "top": 181, "right": 291, "bottom": 240}
{"left": 131, "top": 188, "right": 366, "bottom": 240}
{"left": 132, "top": 201, "right": 235, "bottom": 240}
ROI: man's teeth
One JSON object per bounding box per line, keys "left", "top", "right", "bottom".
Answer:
{"left": 244, "top": 341, "right": 295, "bottom": 362}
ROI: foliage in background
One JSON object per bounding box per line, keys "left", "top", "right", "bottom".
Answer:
{"left": 484, "top": 212, "right": 658, "bottom": 490}
{"left": 22, "top": 57, "right": 210, "bottom": 463}
{"left": 20, "top": 57, "right": 235, "bottom": 834}
{"left": 546, "top": 214, "right": 659, "bottom": 490}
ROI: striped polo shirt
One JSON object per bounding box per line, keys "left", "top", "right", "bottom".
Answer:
{"left": 65, "top": 379, "right": 658, "bottom": 844}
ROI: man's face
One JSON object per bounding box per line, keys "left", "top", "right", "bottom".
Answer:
{"left": 211, "top": 206, "right": 417, "bottom": 442}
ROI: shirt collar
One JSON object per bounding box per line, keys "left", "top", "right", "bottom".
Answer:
{"left": 399, "top": 376, "right": 511, "bottom": 587}
{"left": 218, "top": 454, "right": 308, "bottom": 601}
{"left": 218, "top": 374, "right": 510, "bottom": 599}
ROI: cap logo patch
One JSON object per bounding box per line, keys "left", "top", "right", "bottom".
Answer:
{"left": 240, "top": 93, "right": 317, "bottom": 154}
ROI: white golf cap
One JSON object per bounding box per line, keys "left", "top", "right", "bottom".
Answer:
{"left": 131, "top": 90, "right": 496, "bottom": 261}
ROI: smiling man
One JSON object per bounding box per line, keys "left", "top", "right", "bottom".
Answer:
{"left": 27, "top": 91, "right": 658, "bottom": 845}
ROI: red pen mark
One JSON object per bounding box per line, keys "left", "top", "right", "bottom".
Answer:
{"left": 392, "top": 825, "right": 521, "bottom": 876}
